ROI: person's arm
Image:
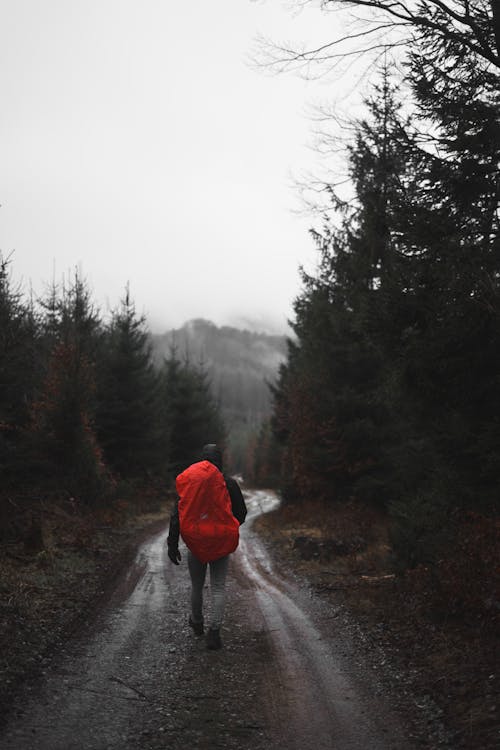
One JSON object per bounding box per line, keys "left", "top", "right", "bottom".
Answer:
{"left": 167, "top": 500, "right": 181, "bottom": 564}
{"left": 224, "top": 476, "right": 247, "bottom": 525}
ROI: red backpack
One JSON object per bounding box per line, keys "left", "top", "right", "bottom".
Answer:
{"left": 176, "top": 460, "right": 240, "bottom": 564}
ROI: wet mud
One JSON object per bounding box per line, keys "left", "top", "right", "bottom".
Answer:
{"left": 0, "top": 490, "right": 417, "bottom": 750}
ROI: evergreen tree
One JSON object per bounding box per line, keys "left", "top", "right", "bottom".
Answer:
{"left": 0, "top": 254, "right": 40, "bottom": 483}
{"left": 388, "top": 15, "right": 500, "bottom": 520}
{"left": 31, "top": 271, "right": 108, "bottom": 501}
{"left": 96, "top": 286, "right": 163, "bottom": 478}
{"left": 272, "top": 73, "right": 415, "bottom": 504}
{"left": 250, "top": 420, "right": 282, "bottom": 487}
{"left": 271, "top": 8, "right": 500, "bottom": 562}
{"left": 160, "top": 352, "right": 226, "bottom": 476}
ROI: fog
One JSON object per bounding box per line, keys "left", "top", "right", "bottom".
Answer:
{"left": 0, "top": 1, "right": 363, "bottom": 333}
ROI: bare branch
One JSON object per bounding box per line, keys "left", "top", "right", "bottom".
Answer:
{"left": 329, "top": 0, "right": 499, "bottom": 66}
{"left": 282, "top": 21, "right": 402, "bottom": 58}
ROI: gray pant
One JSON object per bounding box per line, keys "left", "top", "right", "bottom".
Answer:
{"left": 188, "top": 552, "right": 229, "bottom": 630}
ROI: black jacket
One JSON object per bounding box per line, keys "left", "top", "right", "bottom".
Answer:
{"left": 167, "top": 473, "right": 247, "bottom": 551}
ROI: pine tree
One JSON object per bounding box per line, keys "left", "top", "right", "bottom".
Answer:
{"left": 272, "top": 73, "right": 416, "bottom": 504}
{"left": 391, "top": 19, "right": 500, "bottom": 514}
{"left": 0, "top": 254, "right": 40, "bottom": 483}
{"left": 30, "top": 271, "right": 108, "bottom": 501}
{"left": 96, "top": 286, "right": 163, "bottom": 478}
{"left": 272, "top": 29, "right": 500, "bottom": 562}
{"left": 251, "top": 420, "right": 282, "bottom": 487}
{"left": 160, "top": 353, "right": 226, "bottom": 476}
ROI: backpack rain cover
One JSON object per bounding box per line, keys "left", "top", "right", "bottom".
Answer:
{"left": 176, "top": 460, "right": 240, "bottom": 563}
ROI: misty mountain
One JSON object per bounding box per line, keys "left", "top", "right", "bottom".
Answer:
{"left": 151, "top": 318, "right": 287, "bottom": 437}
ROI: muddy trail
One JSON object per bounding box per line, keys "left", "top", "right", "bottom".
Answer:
{"left": 0, "top": 490, "right": 417, "bottom": 750}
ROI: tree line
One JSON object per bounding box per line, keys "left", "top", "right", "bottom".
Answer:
{"left": 0, "top": 260, "right": 224, "bottom": 537}
{"left": 270, "top": 1, "right": 500, "bottom": 568}
{"left": 151, "top": 319, "right": 287, "bottom": 477}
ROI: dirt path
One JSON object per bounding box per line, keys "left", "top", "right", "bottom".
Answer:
{"left": 0, "top": 490, "right": 416, "bottom": 750}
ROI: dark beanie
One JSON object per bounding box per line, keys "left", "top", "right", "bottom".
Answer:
{"left": 201, "top": 443, "right": 222, "bottom": 471}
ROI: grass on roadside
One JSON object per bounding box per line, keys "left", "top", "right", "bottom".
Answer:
{"left": 254, "top": 496, "right": 499, "bottom": 750}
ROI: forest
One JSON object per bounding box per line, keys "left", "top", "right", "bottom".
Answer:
{"left": 151, "top": 318, "right": 286, "bottom": 476}
{"left": 2, "top": 0, "right": 499, "bottom": 616}
{"left": 267, "top": 0, "right": 499, "bottom": 619}
{"left": 0, "top": 264, "right": 226, "bottom": 544}
{"left": 0, "top": 1, "right": 499, "bottom": 745}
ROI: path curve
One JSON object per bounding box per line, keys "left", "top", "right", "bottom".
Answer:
{"left": 239, "top": 490, "right": 413, "bottom": 750}
{"left": 0, "top": 489, "right": 415, "bottom": 750}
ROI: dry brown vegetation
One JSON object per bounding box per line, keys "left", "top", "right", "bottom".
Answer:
{"left": 0, "top": 489, "right": 171, "bottom": 725}
{"left": 254, "top": 499, "right": 500, "bottom": 750}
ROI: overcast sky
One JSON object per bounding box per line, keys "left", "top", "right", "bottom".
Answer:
{"left": 0, "top": 0, "right": 363, "bottom": 334}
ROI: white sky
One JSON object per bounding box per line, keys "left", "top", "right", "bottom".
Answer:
{"left": 0, "top": 0, "right": 366, "bottom": 333}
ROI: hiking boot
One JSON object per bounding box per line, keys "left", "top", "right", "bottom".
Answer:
{"left": 206, "top": 628, "right": 222, "bottom": 650}
{"left": 188, "top": 616, "right": 204, "bottom": 636}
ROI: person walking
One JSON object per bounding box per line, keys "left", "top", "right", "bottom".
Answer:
{"left": 167, "top": 444, "right": 247, "bottom": 650}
